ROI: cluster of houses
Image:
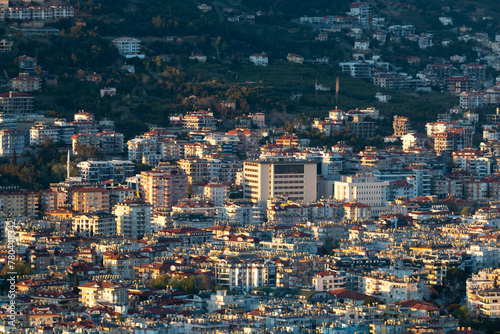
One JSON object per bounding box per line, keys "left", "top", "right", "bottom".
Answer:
{"left": 0, "top": 99, "right": 500, "bottom": 332}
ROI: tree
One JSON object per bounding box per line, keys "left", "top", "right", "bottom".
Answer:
{"left": 461, "top": 207, "right": 470, "bottom": 217}
{"left": 72, "top": 274, "right": 80, "bottom": 293}
{"left": 1, "top": 261, "right": 32, "bottom": 276}
{"left": 363, "top": 297, "right": 383, "bottom": 305}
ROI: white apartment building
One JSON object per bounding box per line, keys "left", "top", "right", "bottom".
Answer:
{"left": 260, "top": 236, "right": 318, "bottom": 254}
{"left": 334, "top": 173, "right": 389, "bottom": 207}
{"left": 0, "top": 129, "right": 24, "bottom": 157}
{"left": 467, "top": 245, "right": 500, "bottom": 272}
{"left": 30, "top": 123, "right": 58, "bottom": 146}
{"left": 113, "top": 199, "right": 152, "bottom": 239}
{"left": 112, "top": 37, "right": 143, "bottom": 58}
{"left": 466, "top": 268, "right": 500, "bottom": 312}
{"left": 72, "top": 212, "right": 117, "bottom": 237}
{"left": 79, "top": 281, "right": 128, "bottom": 307}
{"left": 203, "top": 183, "right": 228, "bottom": 206}
{"left": 216, "top": 201, "right": 259, "bottom": 225}
{"left": 243, "top": 158, "right": 317, "bottom": 208}
{"left": 77, "top": 159, "right": 134, "bottom": 183}
{"left": 476, "top": 289, "right": 500, "bottom": 318}
{"left": 127, "top": 137, "right": 158, "bottom": 162}
{"left": 359, "top": 273, "right": 424, "bottom": 303}
{"left": 215, "top": 259, "right": 276, "bottom": 293}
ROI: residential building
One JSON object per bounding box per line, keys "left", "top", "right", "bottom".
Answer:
{"left": 203, "top": 183, "right": 229, "bottom": 206}
{"left": 0, "top": 188, "right": 39, "bottom": 217}
{"left": 112, "top": 37, "right": 142, "bottom": 58}
{"left": 78, "top": 281, "right": 129, "bottom": 307}
{"left": 10, "top": 76, "right": 42, "bottom": 92}
{"left": 249, "top": 53, "right": 268, "bottom": 66}
{"left": 72, "top": 187, "right": 110, "bottom": 213}
{"left": 178, "top": 158, "right": 210, "bottom": 184}
{"left": 77, "top": 160, "right": 134, "bottom": 183}
{"left": 0, "top": 129, "right": 24, "bottom": 157}
{"left": 140, "top": 165, "right": 188, "bottom": 211}
{"left": 0, "top": 91, "right": 34, "bottom": 114}
{"left": 360, "top": 273, "right": 424, "bottom": 302}
{"left": 393, "top": 116, "right": 411, "bottom": 137}
{"left": 215, "top": 258, "right": 276, "bottom": 293}
{"left": 243, "top": 158, "right": 317, "bottom": 208}
{"left": 127, "top": 137, "right": 158, "bottom": 162}
{"left": 30, "top": 123, "right": 59, "bottom": 146}
{"left": 182, "top": 110, "right": 217, "bottom": 131}
{"left": 313, "top": 271, "right": 346, "bottom": 291}
{"left": 72, "top": 212, "right": 117, "bottom": 236}
{"left": 113, "top": 198, "right": 152, "bottom": 238}
{"left": 334, "top": 173, "right": 389, "bottom": 207}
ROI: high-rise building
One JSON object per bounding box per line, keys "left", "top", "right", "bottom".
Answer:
{"left": 393, "top": 116, "right": 411, "bottom": 137}
{"left": 0, "top": 129, "right": 24, "bottom": 157}
{"left": 113, "top": 198, "right": 152, "bottom": 238}
{"left": 140, "top": 164, "right": 188, "bottom": 211}
{"left": 243, "top": 158, "right": 317, "bottom": 208}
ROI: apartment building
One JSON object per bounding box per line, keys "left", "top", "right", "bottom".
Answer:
{"left": 127, "top": 137, "right": 158, "bottom": 162}
{"left": 178, "top": 158, "right": 210, "bottom": 184}
{"left": 30, "top": 123, "right": 59, "bottom": 146}
{"left": 72, "top": 187, "right": 110, "bottom": 213}
{"left": 393, "top": 116, "right": 411, "bottom": 137}
{"left": 334, "top": 173, "right": 389, "bottom": 207}
{"left": 313, "top": 271, "right": 347, "bottom": 291}
{"left": 78, "top": 280, "right": 128, "bottom": 307}
{"left": 113, "top": 198, "right": 152, "bottom": 238}
{"left": 203, "top": 183, "right": 229, "bottom": 206}
{"left": 112, "top": 37, "right": 142, "bottom": 57}
{"left": 0, "top": 129, "right": 24, "bottom": 156}
{"left": 204, "top": 134, "right": 239, "bottom": 154}
{"left": 77, "top": 160, "right": 134, "bottom": 183}
{"left": 72, "top": 131, "right": 124, "bottom": 155}
{"left": 243, "top": 158, "right": 317, "bottom": 208}
{"left": 215, "top": 259, "right": 276, "bottom": 293}
{"left": 360, "top": 273, "right": 424, "bottom": 303}
{"left": 433, "top": 128, "right": 473, "bottom": 156}
{"left": 348, "top": 116, "right": 376, "bottom": 138}
{"left": 0, "top": 188, "right": 39, "bottom": 217}
{"left": 140, "top": 165, "right": 188, "bottom": 211}
{"left": 158, "top": 138, "right": 187, "bottom": 160}
{"left": 72, "top": 212, "right": 117, "bottom": 236}
{"left": 182, "top": 110, "right": 217, "bottom": 131}
{"left": 11, "top": 76, "right": 42, "bottom": 92}
{"left": 0, "top": 91, "right": 34, "bottom": 114}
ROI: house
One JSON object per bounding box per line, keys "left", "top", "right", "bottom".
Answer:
{"left": 189, "top": 53, "right": 207, "bottom": 62}
{"left": 286, "top": 53, "right": 304, "bottom": 64}
{"left": 249, "top": 53, "right": 268, "bottom": 66}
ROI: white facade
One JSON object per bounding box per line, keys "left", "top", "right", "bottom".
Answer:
{"left": 113, "top": 199, "right": 152, "bottom": 238}
{"left": 249, "top": 53, "right": 268, "bottom": 66}
{"left": 30, "top": 123, "right": 58, "bottom": 146}
{"left": 203, "top": 183, "right": 228, "bottom": 206}
{"left": 72, "top": 213, "right": 117, "bottom": 236}
{"left": 112, "top": 37, "right": 142, "bottom": 57}
{"left": 215, "top": 259, "right": 276, "bottom": 293}
{"left": 360, "top": 274, "right": 424, "bottom": 303}
{"left": 334, "top": 173, "right": 389, "bottom": 207}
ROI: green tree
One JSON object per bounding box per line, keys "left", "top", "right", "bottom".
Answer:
{"left": 1, "top": 261, "right": 32, "bottom": 276}
{"left": 461, "top": 207, "right": 470, "bottom": 217}
{"left": 72, "top": 274, "right": 80, "bottom": 293}
{"left": 363, "top": 297, "right": 383, "bottom": 305}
